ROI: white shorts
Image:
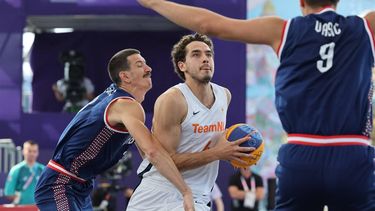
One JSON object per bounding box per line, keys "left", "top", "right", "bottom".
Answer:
{"left": 126, "top": 178, "right": 211, "bottom": 211}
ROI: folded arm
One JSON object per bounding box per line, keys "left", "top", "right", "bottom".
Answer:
{"left": 106, "top": 98, "right": 192, "bottom": 201}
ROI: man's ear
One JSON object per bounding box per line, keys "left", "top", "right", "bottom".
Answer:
{"left": 178, "top": 61, "right": 186, "bottom": 73}
{"left": 119, "top": 71, "right": 131, "bottom": 83}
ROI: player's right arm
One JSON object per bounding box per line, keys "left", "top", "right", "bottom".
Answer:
{"left": 152, "top": 88, "right": 253, "bottom": 172}
{"left": 365, "top": 11, "right": 375, "bottom": 38}
{"left": 107, "top": 98, "right": 194, "bottom": 211}
{"left": 137, "top": 0, "right": 285, "bottom": 52}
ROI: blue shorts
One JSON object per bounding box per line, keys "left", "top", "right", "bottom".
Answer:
{"left": 275, "top": 142, "right": 375, "bottom": 211}
{"left": 35, "top": 168, "right": 93, "bottom": 211}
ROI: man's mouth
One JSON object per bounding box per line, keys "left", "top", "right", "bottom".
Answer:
{"left": 200, "top": 65, "right": 211, "bottom": 70}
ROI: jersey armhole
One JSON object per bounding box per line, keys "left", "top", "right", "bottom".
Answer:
{"left": 104, "top": 96, "right": 135, "bottom": 133}
{"left": 172, "top": 86, "right": 190, "bottom": 126}
{"left": 277, "top": 20, "right": 291, "bottom": 60}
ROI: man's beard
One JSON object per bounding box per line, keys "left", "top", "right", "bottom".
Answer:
{"left": 191, "top": 74, "right": 211, "bottom": 84}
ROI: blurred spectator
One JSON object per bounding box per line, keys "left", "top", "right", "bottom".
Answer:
{"left": 4, "top": 140, "right": 45, "bottom": 205}
{"left": 228, "top": 167, "right": 264, "bottom": 211}
{"left": 211, "top": 183, "right": 224, "bottom": 211}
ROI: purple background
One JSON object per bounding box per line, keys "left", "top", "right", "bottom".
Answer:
{"left": 0, "top": 0, "right": 248, "bottom": 210}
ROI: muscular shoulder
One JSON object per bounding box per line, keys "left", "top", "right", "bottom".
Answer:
{"left": 108, "top": 98, "right": 145, "bottom": 125}
{"left": 154, "top": 87, "right": 187, "bottom": 124}
{"left": 156, "top": 88, "right": 186, "bottom": 110}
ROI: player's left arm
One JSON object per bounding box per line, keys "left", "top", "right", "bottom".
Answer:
{"left": 365, "top": 11, "right": 375, "bottom": 38}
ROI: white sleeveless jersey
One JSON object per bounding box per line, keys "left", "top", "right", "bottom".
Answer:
{"left": 137, "top": 82, "right": 228, "bottom": 197}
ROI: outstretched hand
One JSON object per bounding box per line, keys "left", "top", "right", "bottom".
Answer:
{"left": 137, "top": 0, "right": 165, "bottom": 8}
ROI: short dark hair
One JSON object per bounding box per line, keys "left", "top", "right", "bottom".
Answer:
{"left": 24, "top": 140, "right": 38, "bottom": 147}
{"left": 305, "top": 0, "right": 339, "bottom": 7}
{"left": 107, "top": 49, "right": 140, "bottom": 84}
{"left": 171, "top": 34, "right": 214, "bottom": 81}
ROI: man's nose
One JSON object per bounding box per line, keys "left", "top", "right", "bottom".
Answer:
{"left": 202, "top": 55, "right": 209, "bottom": 63}
{"left": 145, "top": 64, "right": 152, "bottom": 72}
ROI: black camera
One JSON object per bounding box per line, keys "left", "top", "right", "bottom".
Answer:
{"left": 60, "top": 50, "right": 87, "bottom": 111}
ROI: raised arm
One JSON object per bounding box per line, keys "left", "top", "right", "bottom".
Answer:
{"left": 107, "top": 98, "right": 194, "bottom": 211}
{"left": 138, "top": 0, "right": 285, "bottom": 51}
{"left": 365, "top": 11, "right": 375, "bottom": 38}
{"left": 152, "top": 88, "right": 253, "bottom": 172}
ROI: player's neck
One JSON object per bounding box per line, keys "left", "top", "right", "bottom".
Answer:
{"left": 118, "top": 84, "right": 146, "bottom": 103}
{"left": 185, "top": 80, "right": 214, "bottom": 108}
{"left": 303, "top": 5, "right": 336, "bottom": 15}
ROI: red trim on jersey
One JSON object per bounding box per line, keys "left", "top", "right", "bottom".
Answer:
{"left": 47, "top": 160, "right": 86, "bottom": 183}
{"left": 365, "top": 19, "right": 375, "bottom": 52}
{"left": 288, "top": 133, "right": 369, "bottom": 140}
{"left": 105, "top": 96, "right": 135, "bottom": 132}
{"left": 287, "top": 134, "right": 370, "bottom": 146}
{"left": 277, "top": 20, "right": 288, "bottom": 57}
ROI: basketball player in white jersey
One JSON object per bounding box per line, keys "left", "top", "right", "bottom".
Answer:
{"left": 127, "top": 34, "right": 253, "bottom": 211}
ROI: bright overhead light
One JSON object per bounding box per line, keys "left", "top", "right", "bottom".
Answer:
{"left": 52, "top": 28, "right": 74, "bottom": 33}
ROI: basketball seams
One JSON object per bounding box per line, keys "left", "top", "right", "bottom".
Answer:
{"left": 225, "top": 124, "right": 264, "bottom": 168}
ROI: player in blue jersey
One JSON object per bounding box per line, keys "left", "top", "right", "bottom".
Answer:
{"left": 138, "top": 0, "right": 375, "bottom": 210}
{"left": 34, "top": 49, "right": 194, "bottom": 211}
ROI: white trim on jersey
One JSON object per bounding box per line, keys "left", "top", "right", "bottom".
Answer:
{"left": 103, "top": 96, "right": 134, "bottom": 134}
{"left": 317, "top": 7, "right": 335, "bottom": 14}
{"left": 277, "top": 20, "right": 291, "bottom": 59}
{"left": 362, "top": 18, "right": 375, "bottom": 65}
